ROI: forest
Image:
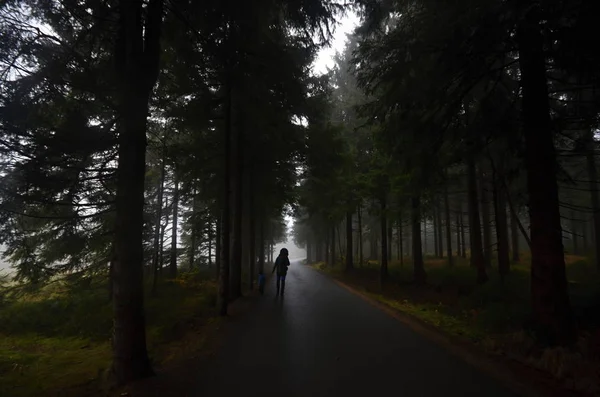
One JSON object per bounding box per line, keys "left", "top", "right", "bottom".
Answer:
{"left": 1, "top": 0, "right": 600, "bottom": 396}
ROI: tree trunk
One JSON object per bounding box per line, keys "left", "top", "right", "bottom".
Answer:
{"left": 585, "top": 129, "right": 600, "bottom": 269}
{"left": 411, "top": 195, "right": 426, "bottom": 284}
{"left": 423, "top": 219, "right": 428, "bottom": 255}
{"left": 479, "top": 167, "right": 492, "bottom": 268}
{"left": 387, "top": 222, "right": 393, "bottom": 261}
{"left": 208, "top": 222, "right": 213, "bottom": 268}
{"left": 216, "top": 218, "right": 221, "bottom": 279}
{"left": 444, "top": 182, "right": 453, "bottom": 266}
{"left": 151, "top": 148, "right": 166, "bottom": 294}
{"left": 229, "top": 97, "right": 243, "bottom": 300}
{"left": 217, "top": 81, "right": 233, "bottom": 316}
{"left": 346, "top": 211, "right": 353, "bottom": 271}
{"left": 111, "top": 0, "right": 163, "bottom": 383}
{"left": 517, "top": 7, "right": 575, "bottom": 345}
{"left": 436, "top": 200, "right": 443, "bottom": 258}
{"left": 258, "top": 219, "right": 265, "bottom": 273}
{"left": 493, "top": 163, "right": 510, "bottom": 281}
{"left": 380, "top": 196, "right": 389, "bottom": 283}
{"left": 460, "top": 204, "right": 466, "bottom": 258}
{"left": 249, "top": 189, "right": 256, "bottom": 290}
{"left": 189, "top": 189, "right": 197, "bottom": 271}
{"left": 467, "top": 155, "right": 487, "bottom": 283}
{"left": 570, "top": 210, "right": 579, "bottom": 255}
{"left": 433, "top": 207, "right": 439, "bottom": 257}
{"left": 169, "top": 177, "right": 179, "bottom": 278}
{"left": 456, "top": 209, "right": 461, "bottom": 258}
{"left": 331, "top": 226, "right": 336, "bottom": 266}
{"left": 358, "top": 204, "right": 363, "bottom": 266}
{"left": 510, "top": 209, "right": 520, "bottom": 262}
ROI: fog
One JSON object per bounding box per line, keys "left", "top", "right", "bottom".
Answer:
{"left": 274, "top": 239, "right": 306, "bottom": 262}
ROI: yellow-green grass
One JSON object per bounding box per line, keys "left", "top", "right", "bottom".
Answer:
{"left": 0, "top": 270, "right": 219, "bottom": 397}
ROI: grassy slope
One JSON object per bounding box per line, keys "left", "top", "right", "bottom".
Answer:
{"left": 312, "top": 254, "right": 600, "bottom": 395}
{"left": 0, "top": 270, "right": 219, "bottom": 397}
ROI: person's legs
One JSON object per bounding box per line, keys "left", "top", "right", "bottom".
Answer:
{"left": 280, "top": 275, "right": 286, "bottom": 296}
{"left": 276, "top": 275, "right": 281, "bottom": 295}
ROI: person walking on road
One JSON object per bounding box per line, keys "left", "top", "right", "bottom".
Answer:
{"left": 272, "top": 248, "right": 290, "bottom": 296}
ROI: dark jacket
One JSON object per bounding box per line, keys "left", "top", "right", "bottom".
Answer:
{"left": 272, "top": 255, "right": 290, "bottom": 276}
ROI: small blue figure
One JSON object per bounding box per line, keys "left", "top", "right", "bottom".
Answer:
{"left": 258, "top": 272, "right": 266, "bottom": 295}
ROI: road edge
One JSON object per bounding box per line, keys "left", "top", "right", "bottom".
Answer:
{"left": 325, "top": 274, "right": 566, "bottom": 397}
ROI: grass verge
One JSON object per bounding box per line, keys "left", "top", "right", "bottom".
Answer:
{"left": 0, "top": 269, "right": 219, "bottom": 397}
{"left": 312, "top": 255, "right": 600, "bottom": 396}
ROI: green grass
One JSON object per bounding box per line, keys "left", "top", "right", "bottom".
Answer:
{"left": 0, "top": 269, "right": 219, "bottom": 397}
{"left": 312, "top": 255, "right": 600, "bottom": 342}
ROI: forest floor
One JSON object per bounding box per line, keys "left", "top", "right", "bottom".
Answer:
{"left": 0, "top": 269, "right": 226, "bottom": 397}
{"left": 312, "top": 254, "right": 600, "bottom": 396}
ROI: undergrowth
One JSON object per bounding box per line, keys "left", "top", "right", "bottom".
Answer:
{"left": 311, "top": 255, "right": 600, "bottom": 394}
{"left": 0, "top": 269, "right": 219, "bottom": 397}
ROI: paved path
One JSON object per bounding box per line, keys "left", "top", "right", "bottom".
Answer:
{"left": 194, "top": 261, "right": 518, "bottom": 397}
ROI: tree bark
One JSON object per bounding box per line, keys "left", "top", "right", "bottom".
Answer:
{"left": 479, "top": 168, "right": 492, "bottom": 268}
{"left": 492, "top": 162, "right": 510, "bottom": 281}
{"left": 460, "top": 204, "right": 466, "bottom": 258}
{"left": 510, "top": 208, "right": 520, "bottom": 262}
{"left": 444, "top": 182, "right": 453, "bottom": 266}
{"left": 111, "top": 0, "right": 163, "bottom": 383}
{"left": 217, "top": 81, "right": 233, "bottom": 316}
{"left": 517, "top": 7, "right": 575, "bottom": 345}
{"left": 249, "top": 186, "right": 256, "bottom": 290}
{"left": 436, "top": 200, "right": 443, "bottom": 258}
{"left": 189, "top": 189, "right": 197, "bottom": 271}
{"left": 258, "top": 218, "right": 265, "bottom": 273}
{"left": 585, "top": 129, "right": 600, "bottom": 269}
{"left": 169, "top": 177, "right": 179, "bottom": 278}
{"left": 411, "top": 195, "right": 426, "bottom": 284}
{"left": 358, "top": 204, "right": 363, "bottom": 266}
{"left": 151, "top": 147, "right": 165, "bottom": 294}
{"left": 380, "top": 196, "right": 389, "bottom": 283}
{"left": 346, "top": 211, "right": 353, "bottom": 271}
{"left": 570, "top": 210, "right": 579, "bottom": 255}
{"left": 387, "top": 222, "right": 393, "bottom": 261}
{"left": 433, "top": 206, "right": 439, "bottom": 257}
{"left": 331, "top": 226, "right": 336, "bottom": 266}
{"left": 230, "top": 96, "right": 243, "bottom": 300}
{"left": 467, "top": 155, "right": 487, "bottom": 283}
{"left": 215, "top": 217, "right": 221, "bottom": 279}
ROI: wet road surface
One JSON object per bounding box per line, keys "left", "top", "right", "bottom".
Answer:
{"left": 194, "top": 261, "right": 518, "bottom": 397}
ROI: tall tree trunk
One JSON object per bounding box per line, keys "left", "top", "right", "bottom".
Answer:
{"left": 493, "top": 162, "right": 510, "bottom": 281}
{"left": 208, "top": 222, "right": 213, "bottom": 268}
{"left": 510, "top": 209, "right": 520, "bottom": 262}
{"left": 111, "top": 0, "right": 163, "bottom": 383}
{"left": 460, "top": 204, "right": 466, "bottom": 258}
{"left": 358, "top": 204, "right": 363, "bottom": 266}
{"left": 444, "top": 182, "right": 453, "bottom": 266}
{"left": 160, "top": 200, "right": 169, "bottom": 275}
{"left": 433, "top": 207, "right": 439, "bottom": 257}
{"left": 217, "top": 81, "right": 233, "bottom": 316}
{"left": 151, "top": 148, "right": 166, "bottom": 294}
{"left": 248, "top": 186, "right": 256, "bottom": 290}
{"left": 346, "top": 211, "right": 353, "bottom": 271}
{"left": 169, "top": 177, "right": 179, "bottom": 278}
{"left": 423, "top": 219, "right": 428, "bottom": 255}
{"left": 517, "top": 7, "right": 575, "bottom": 345}
{"left": 215, "top": 218, "right": 221, "bottom": 279}
{"left": 258, "top": 218, "right": 265, "bottom": 273}
{"left": 188, "top": 189, "right": 197, "bottom": 271}
{"left": 411, "top": 195, "right": 426, "bottom": 284}
{"left": 456, "top": 209, "right": 461, "bottom": 258}
{"left": 479, "top": 167, "right": 492, "bottom": 267}
{"left": 585, "top": 129, "right": 600, "bottom": 269}
{"left": 230, "top": 98, "right": 243, "bottom": 300}
{"left": 380, "top": 197, "right": 389, "bottom": 283}
{"left": 467, "top": 155, "right": 487, "bottom": 283}
{"left": 331, "top": 226, "right": 336, "bottom": 266}
{"left": 570, "top": 210, "right": 579, "bottom": 255}
{"left": 387, "top": 222, "right": 393, "bottom": 261}
{"left": 436, "top": 200, "right": 443, "bottom": 258}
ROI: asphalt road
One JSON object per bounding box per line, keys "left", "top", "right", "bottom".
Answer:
{"left": 194, "top": 260, "right": 518, "bottom": 397}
